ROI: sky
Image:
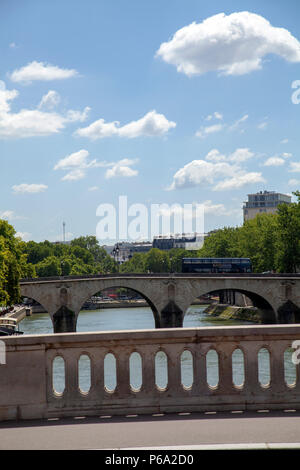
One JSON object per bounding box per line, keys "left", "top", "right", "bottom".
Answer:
{"left": 1, "top": 0, "right": 300, "bottom": 244}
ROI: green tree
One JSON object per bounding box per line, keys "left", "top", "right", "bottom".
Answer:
{"left": 144, "top": 248, "right": 170, "bottom": 273}
{"left": 35, "top": 256, "right": 62, "bottom": 277}
{"left": 0, "top": 219, "right": 26, "bottom": 305}
{"left": 275, "top": 196, "right": 300, "bottom": 272}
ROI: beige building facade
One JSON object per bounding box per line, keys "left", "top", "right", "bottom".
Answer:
{"left": 243, "top": 191, "right": 291, "bottom": 222}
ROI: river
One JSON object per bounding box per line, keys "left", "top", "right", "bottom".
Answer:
{"left": 19, "top": 305, "right": 297, "bottom": 394}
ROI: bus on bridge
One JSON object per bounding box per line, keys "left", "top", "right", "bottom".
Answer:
{"left": 182, "top": 257, "right": 252, "bottom": 274}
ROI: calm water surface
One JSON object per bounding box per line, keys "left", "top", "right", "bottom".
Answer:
{"left": 20, "top": 305, "right": 297, "bottom": 393}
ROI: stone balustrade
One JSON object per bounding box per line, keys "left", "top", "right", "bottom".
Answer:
{"left": 1, "top": 325, "right": 300, "bottom": 421}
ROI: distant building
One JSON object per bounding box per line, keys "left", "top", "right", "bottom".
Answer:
{"left": 152, "top": 233, "right": 205, "bottom": 251}
{"left": 111, "top": 241, "right": 152, "bottom": 264}
{"left": 243, "top": 190, "right": 291, "bottom": 222}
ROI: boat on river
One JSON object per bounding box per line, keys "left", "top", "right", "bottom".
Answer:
{"left": 0, "top": 318, "right": 23, "bottom": 336}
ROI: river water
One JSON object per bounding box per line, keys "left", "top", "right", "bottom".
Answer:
{"left": 19, "top": 305, "right": 297, "bottom": 394}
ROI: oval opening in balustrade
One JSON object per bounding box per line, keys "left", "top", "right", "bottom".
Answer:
{"left": 52, "top": 356, "right": 65, "bottom": 396}
{"left": 104, "top": 353, "right": 117, "bottom": 392}
{"left": 78, "top": 354, "right": 91, "bottom": 394}
{"left": 206, "top": 349, "right": 219, "bottom": 389}
{"left": 232, "top": 348, "right": 245, "bottom": 388}
{"left": 181, "top": 350, "right": 193, "bottom": 389}
{"left": 258, "top": 348, "right": 271, "bottom": 387}
{"left": 155, "top": 351, "right": 168, "bottom": 390}
{"left": 130, "top": 352, "right": 143, "bottom": 392}
{"left": 284, "top": 348, "right": 297, "bottom": 387}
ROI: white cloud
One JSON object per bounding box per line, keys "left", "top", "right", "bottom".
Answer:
{"left": 289, "top": 162, "right": 300, "bottom": 172}
{"left": 54, "top": 150, "right": 138, "bottom": 181}
{"left": 258, "top": 121, "right": 268, "bottom": 130}
{"left": 229, "top": 114, "right": 249, "bottom": 131}
{"left": 62, "top": 169, "right": 86, "bottom": 181}
{"left": 213, "top": 172, "right": 265, "bottom": 191}
{"left": 281, "top": 138, "right": 289, "bottom": 144}
{"left": 288, "top": 178, "right": 300, "bottom": 186}
{"left": 88, "top": 186, "right": 99, "bottom": 191}
{"left": 156, "top": 11, "right": 300, "bottom": 76}
{"left": 195, "top": 123, "right": 223, "bottom": 138}
{"left": 0, "top": 210, "right": 26, "bottom": 221}
{"left": 75, "top": 110, "right": 176, "bottom": 140}
{"left": 228, "top": 148, "right": 254, "bottom": 163}
{"left": 168, "top": 147, "right": 264, "bottom": 191}
{"left": 105, "top": 159, "right": 138, "bottom": 179}
{"left": 0, "top": 210, "right": 15, "bottom": 220}
{"left": 205, "top": 147, "right": 254, "bottom": 163}
{"left": 0, "top": 81, "right": 90, "bottom": 138}
{"left": 12, "top": 183, "right": 48, "bottom": 194}
{"left": 167, "top": 159, "right": 238, "bottom": 190}
{"left": 15, "top": 231, "right": 31, "bottom": 241}
{"left": 264, "top": 156, "right": 285, "bottom": 166}
{"left": 38, "top": 90, "right": 61, "bottom": 110}
{"left": 205, "top": 149, "right": 226, "bottom": 162}
{"left": 54, "top": 149, "right": 91, "bottom": 171}
{"left": 54, "top": 149, "right": 111, "bottom": 181}
{"left": 10, "top": 61, "right": 78, "bottom": 83}
{"left": 205, "top": 111, "right": 223, "bottom": 121}
{"left": 282, "top": 152, "right": 293, "bottom": 159}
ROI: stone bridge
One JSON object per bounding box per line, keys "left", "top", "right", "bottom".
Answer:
{"left": 20, "top": 273, "right": 300, "bottom": 333}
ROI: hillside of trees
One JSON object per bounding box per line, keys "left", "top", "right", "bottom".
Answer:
{"left": 1, "top": 191, "right": 299, "bottom": 306}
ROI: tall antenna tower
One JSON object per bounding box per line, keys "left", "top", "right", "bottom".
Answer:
{"left": 63, "top": 221, "right": 66, "bottom": 243}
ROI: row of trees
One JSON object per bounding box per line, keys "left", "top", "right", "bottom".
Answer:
{"left": 20, "top": 236, "right": 118, "bottom": 277}
{"left": 120, "top": 192, "right": 300, "bottom": 274}
{"left": 0, "top": 228, "right": 118, "bottom": 306}
{"left": 1, "top": 191, "right": 300, "bottom": 305}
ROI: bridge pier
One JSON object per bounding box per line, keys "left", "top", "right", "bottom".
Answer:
{"left": 159, "top": 301, "right": 184, "bottom": 328}
{"left": 52, "top": 306, "right": 76, "bottom": 333}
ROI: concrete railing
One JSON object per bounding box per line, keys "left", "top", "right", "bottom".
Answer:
{"left": 0, "top": 325, "right": 300, "bottom": 421}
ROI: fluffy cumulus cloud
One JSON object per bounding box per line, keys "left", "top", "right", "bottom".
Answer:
{"left": 205, "top": 148, "right": 254, "bottom": 163}
{"left": 12, "top": 183, "right": 48, "bottom": 194}
{"left": 156, "top": 11, "right": 300, "bottom": 76}
{"left": 168, "top": 148, "right": 265, "bottom": 191}
{"left": 289, "top": 162, "right": 300, "bottom": 173}
{"left": 0, "top": 81, "right": 90, "bottom": 138}
{"left": 38, "top": 90, "right": 61, "bottom": 110}
{"left": 263, "top": 156, "right": 285, "bottom": 166}
{"left": 0, "top": 210, "right": 26, "bottom": 220}
{"left": 54, "top": 150, "right": 138, "bottom": 181}
{"left": 10, "top": 61, "right": 78, "bottom": 83}
{"left": 15, "top": 231, "right": 31, "bottom": 241}
{"left": 54, "top": 149, "right": 111, "bottom": 181}
{"left": 195, "top": 123, "right": 223, "bottom": 138}
{"left": 105, "top": 159, "right": 138, "bottom": 179}
{"left": 75, "top": 110, "right": 176, "bottom": 140}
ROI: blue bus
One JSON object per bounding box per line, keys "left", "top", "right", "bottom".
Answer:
{"left": 182, "top": 258, "right": 252, "bottom": 273}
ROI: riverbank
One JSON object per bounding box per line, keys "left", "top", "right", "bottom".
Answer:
{"left": 203, "top": 303, "right": 260, "bottom": 323}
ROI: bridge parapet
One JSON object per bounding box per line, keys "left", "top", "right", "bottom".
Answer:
{"left": 1, "top": 325, "right": 300, "bottom": 421}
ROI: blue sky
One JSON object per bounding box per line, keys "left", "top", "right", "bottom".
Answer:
{"left": 1, "top": 0, "right": 300, "bottom": 243}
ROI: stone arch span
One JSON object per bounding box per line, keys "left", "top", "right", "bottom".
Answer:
{"left": 72, "top": 281, "right": 161, "bottom": 331}
{"left": 183, "top": 285, "right": 277, "bottom": 324}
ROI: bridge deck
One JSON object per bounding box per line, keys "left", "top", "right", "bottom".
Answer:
{"left": 20, "top": 272, "right": 300, "bottom": 284}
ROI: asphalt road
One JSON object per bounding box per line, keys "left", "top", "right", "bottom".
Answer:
{"left": 1, "top": 410, "right": 300, "bottom": 450}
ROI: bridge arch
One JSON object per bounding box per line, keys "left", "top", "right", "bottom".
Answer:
{"left": 183, "top": 286, "right": 277, "bottom": 324}
{"left": 73, "top": 282, "right": 160, "bottom": 331}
